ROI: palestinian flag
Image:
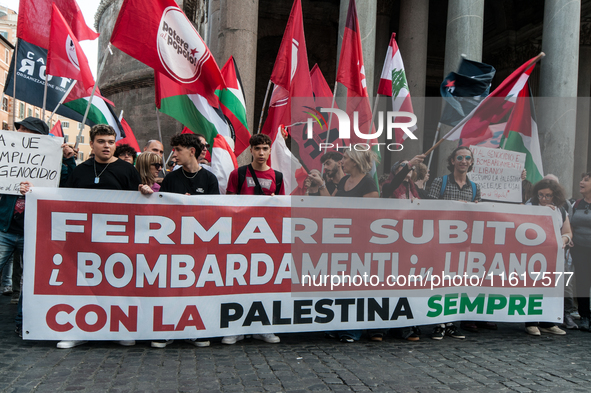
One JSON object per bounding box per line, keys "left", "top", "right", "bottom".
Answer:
{"left": 156, "top": 72, "right": 234, "bottom": 149}
{"left": 157, "top": 73, "right": 237, "bottom": 193}
{"left": 63, "top": 94, "right": 126, "bottom": 140}
{"left": 501, "top": 84, "right": 543, "bottom": 183}
{"left": 215, "top": 56, "right": 251, "bottom": 157}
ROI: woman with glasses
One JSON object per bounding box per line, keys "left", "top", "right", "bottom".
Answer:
{"left": 136, "top": 152, "right": 163, "bottom": 192}
{"left": 524, "top": 179, "right": 572, "bottom": 335}
{"left": 570, "top": 172, "right": 591, "bottom": 331}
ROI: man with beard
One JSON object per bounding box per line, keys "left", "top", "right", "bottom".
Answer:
{"left": 306, "top": 151, "right": 344, "bottom": 196}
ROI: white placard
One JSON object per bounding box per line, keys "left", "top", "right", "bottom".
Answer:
{"left": 0, "top": 131, "right": 63, "bottom": 195}
{"left": 468, "top": 145, "right": 526, "bottom": 203}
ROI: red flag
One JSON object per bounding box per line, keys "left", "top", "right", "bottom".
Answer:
{"left": 111, "top": 0, "right": 224, "bottom": 102}
{"left": 47, "top": 4, "right": 95, "bottom": 90}
{"left": 262, "top": 0, "right": 315, "bottom": 170}
{"left": 116, "top": 118, "right": 141, "bottom": 152}
{"left": 17, "top": 0, "right": 98, "bottom": 50}
{"left": 50, "top": 120, "right": 64, "bottom": 137}
{"left": 336, "top": 0, "right": 375, "bottom": 143}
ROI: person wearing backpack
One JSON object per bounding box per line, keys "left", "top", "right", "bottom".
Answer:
{"left": 427, "top": 146, "right": 482, "bottom": 339}
{"left": 226, "top": 133, "right": 284, "bottom": 196}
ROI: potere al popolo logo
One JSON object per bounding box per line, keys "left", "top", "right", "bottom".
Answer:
{"left": 157, "top": 7, "right": 209, "bottom": 83}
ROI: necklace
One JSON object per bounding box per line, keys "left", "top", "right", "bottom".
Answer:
{"left": 182, "top": 168, "right": 198, "bottom": 179}
{"left": 93, "top": 159, "right": 112, "bottom": 184}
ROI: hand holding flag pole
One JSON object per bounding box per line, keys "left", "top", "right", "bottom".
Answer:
{"left": 75, "top": 43, "right": 113, "bottom": 149}
{"left": 423, "top": 52, "right": 546, "bottom": 159}
{"left": 47, "top": 80, "right": 78, "bottom": 126}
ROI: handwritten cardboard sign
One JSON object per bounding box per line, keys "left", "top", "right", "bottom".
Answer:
{"left": 468, "top": 145, "right": 525, "bottom": 203}
{"left": 0, "top": 131, "right": 63, "bottom": 195}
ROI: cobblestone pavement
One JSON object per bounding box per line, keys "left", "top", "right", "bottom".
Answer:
{"left": 1, "top": 295, "right": 591, "bottom": 393}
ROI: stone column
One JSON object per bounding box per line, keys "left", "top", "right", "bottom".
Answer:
{"left": 437, "top": 0, "right": 484, "bottom": 177}
{"left": 398, "top": 0, "right": 429, "bottom": 158}
{"left": 575, "top": 40, "right": 591, "bottom": 196}
{"left": 209, "top": 0, "right": 259, "bottom": 132}
{"left": 337, "top": 0, "right": 377, "bottom": 98}
{"left": 539, "top": 0, "right": 581, "bottom": 196}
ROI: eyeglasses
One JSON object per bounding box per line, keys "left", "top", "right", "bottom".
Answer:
{"left": 456, "top": 155, "right": 472, "bottom": 161}
{"left": 538, "top": 193, "right": 553, "bottom": 200}
{"left": 151, "top": 163, "right": 163, "bottom": 169}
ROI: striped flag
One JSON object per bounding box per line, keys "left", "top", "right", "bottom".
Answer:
{"left": 156, "top": 72, "right": 237, "bottom": 193}
{"left": 215, "top": 57, "right": 251, "bottom": 157}
{"left": 377, "top": 32, "right": 415, "bottom": 144}
{"left": 63, "top": 94, "right": 126, "bottom": 140}
{"left": 50, "top": 120, "right": 64, "bottom": 137}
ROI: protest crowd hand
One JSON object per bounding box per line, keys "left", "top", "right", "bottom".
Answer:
{"left": 308, "top": 171, "right": 324, "bottom": 187}
{"left": 62, "top": 144, "right": 78, "bottom": 159}
{"left": 521, "top": 169, "right": 527, "bottom": 180}
{"left": 408, "top": 154, "right": 426, "bottom": 168}
{"left": 138, "top": 184, "right": 154, "bottom": 195}
{"left": 19, "top": 181, "right": 32, "bottom": 195}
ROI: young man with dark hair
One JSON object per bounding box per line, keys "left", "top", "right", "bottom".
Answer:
{"left": 226, "top": 133, "right": 285, "bottom": 196}
{"left": 307, "top": 151, "right": 344, "bottom": 196}
{"left": 223, "top": 134, "right": 282, "bottom": 345}
{"left": 114, "top": 143, "right": 137, "bottom": 164}
{"left": 66, "top": 124, "right": 141, "bottom": 190}
{"left": 157, "top": 133, "right": 219, "bottom": 195}
{"left": 144, "top": 133, "right": 218, "bottom": 348}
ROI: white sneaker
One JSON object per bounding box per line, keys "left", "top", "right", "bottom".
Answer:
{"left": 151, "top": 340, "right": 173, "bottom": 348}
{"left": 186, "top": 339, "right": 210, "bottom": 347}
{"left": 221, "top": 335, "right": 244, "bottom": 345}
{"left": 253, "top": 333, "right": 280, "bottom": 343}
{"left": 539, "top": 326, "right": 566, "bottom": 335}
{"left": 117, "top": 340, "right": 136, "bottom": 346}
{"left": 525, "top": 326, "right": 540, "bottom": 336}
{"left": 57, "top": 340, "right": 87, "bottom": 349}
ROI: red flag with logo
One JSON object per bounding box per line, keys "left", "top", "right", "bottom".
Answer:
{"left": 47, "top": 4, "right": 95, "bottom": 91}
{"left": 336, "top": 0, "right": 375, "bottom": 144}
{"left": 262, "top": 0, "right": 316, "bottom": 170}
{"left": 110, "top": 0, "right": 224, "bottom": 103}
{"left": 17, "top": 0, "right": 99, "bottom": 50}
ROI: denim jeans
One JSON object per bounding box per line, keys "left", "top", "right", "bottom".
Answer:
{"left": 0, "top": 231, "right": 23, "bottom": 287}
{"left": 1, "top": 256, "right": 12, "bottom": 288}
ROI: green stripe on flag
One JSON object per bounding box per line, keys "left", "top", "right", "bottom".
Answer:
{"left": 64, "top": 98, "right": 109, "bottom": 125}
{"left": 159, "top": 94, "right": 219, "bottom": 145}
{"left": 503, "top": 131, "right": 543, "bottom": 183}
{"left": 215, "top": 89, "right": 249, "bottom": 130}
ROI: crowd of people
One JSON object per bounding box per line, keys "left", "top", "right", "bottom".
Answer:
{"left": 1, "top": 117, "right": 590, "bottom": 349}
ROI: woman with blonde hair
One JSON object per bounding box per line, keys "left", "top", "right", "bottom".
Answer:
{"left": 136, "top": 152, "right": 163, "bottom": 192}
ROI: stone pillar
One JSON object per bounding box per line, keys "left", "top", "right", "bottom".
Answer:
{"left": 539, "top": 0, "right": 581, "bottom": 196}
{"left": 398, "top": 0, "right": 429, "bottom": 158}
{"left": 209, "top": 0, "right": 259, "bottom": 132}
{"left": 437, "top": 0, "right": 484, "bottom": 177}
{"left": 575, "top": 41, "right": 591, "bottom": 196}
{"left": 337, "top": 0, "right": 377, "bottom": 98}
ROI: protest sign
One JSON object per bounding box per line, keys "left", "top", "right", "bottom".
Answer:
{"left": 24, "top": 189, "right": 563, "bottom": 340}
{"left": 468, "top": 145, "right": 526, "bottom": 202}
{"left": 0, "top": 131, "right": 63, "bottom": 194}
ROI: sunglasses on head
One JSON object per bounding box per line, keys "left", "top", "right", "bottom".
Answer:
{"left": 456, "top": 155, "right": 472, "bottom": 161}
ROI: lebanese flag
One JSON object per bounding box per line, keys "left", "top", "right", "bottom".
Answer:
{"left": 17, "top": 0, "right": 99, "bottom": 50}
{"left": 116, "top": 118, "right": 141, "bottom": 152}
{"left": 215, "top": 56, "right": 251, "bottom": 157}
{"left": 262, "top": 0, "right": 315, "bottom": 171}
{"left": 111, "top": 0, "right": 224, "bottom": 103}
{"left": 377, "top": 33, "right": 416, "bottom": 144}
{"left": 50, "top": 120, "right": 64, "bottom": 137}
{"left": 443, "top": 56, "right": 538, "bottom": 146}
{"left": 47, "top": 4, "right": 95, "bottom": 91}
{"left": 336, "top": 0, "right": 376, "bottom": 144}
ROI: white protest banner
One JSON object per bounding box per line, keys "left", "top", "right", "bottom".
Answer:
{"left": 469, "top": 145, "right": 525, "bottom": 202}
{"left": 0, "top": 131, "right": 63, "bottom": 194}
{"left": 23, "top": 189, "right": 564, "bottom": 341}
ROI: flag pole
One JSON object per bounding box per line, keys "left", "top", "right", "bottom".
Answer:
{"left": 11, "top": 39, "right": 18, "bottom": 130}
{"left": 427, "top": 123, "right": 442, "bottom": 170}
{"left": 321, "top": 81, "right": 339, "bottom": 172}
{"left": 47, "top": 80, "right": 78, "bottom": 126}
{"left": 256, "top": 80, "right": 273, "bottom": 134}
{"left": 369, "top": 94, "right": 380, "bottom": 134}
{"left": 42, "top": 72, "right": 49, "bottom": 121}
{"left": 75, "top": 44, "right": 112, "bottom": 149}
